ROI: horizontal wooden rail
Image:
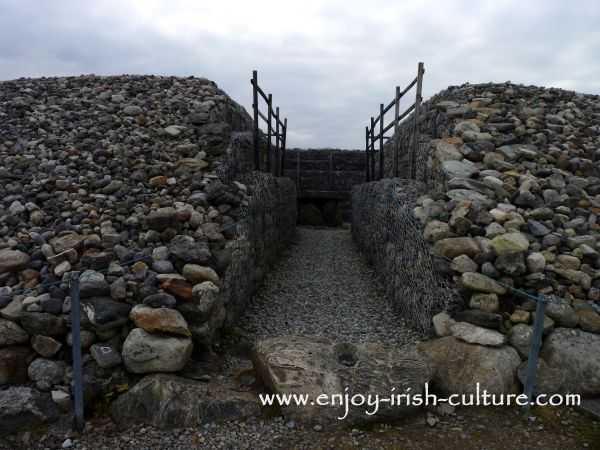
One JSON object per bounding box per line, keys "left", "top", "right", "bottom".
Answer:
{"left": 365, "top": 62, "right": 424, "bottom": 181}
{"left": 251, "top": 70, "right": 288, "bottom": 175}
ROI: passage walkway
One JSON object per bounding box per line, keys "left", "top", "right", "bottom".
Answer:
{"left": 239, "top": 226, "right": 418, "bottom": 345}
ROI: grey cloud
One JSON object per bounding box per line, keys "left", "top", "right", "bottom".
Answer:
{"left": 0, "top": 0, "right": 599, "bottom": 149}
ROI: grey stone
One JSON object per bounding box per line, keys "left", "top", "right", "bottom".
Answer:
{"left": 169, "top": 235, "right": 211, "bottom": 265}
{"left": 254, "top": 335, "right": 432, "bottom": 424}
{"left": 545, "top": 301, "right": 579, "bottom": 328}
{"left": 507, "top": 324, "right": 533, "bottom": 359}
{"left": 0, "top": 387, "right": 62, "bottom": 433}
{"left": 442, "top": 160, "right": 478, "bottom": 178}
{"left": 90, "top": 343, "right": 122, "bottom": 369}
{"left": 121, "top": 328, "right": 193, "bottom": 374}
{"left": 79, "top": 270, "right": 111, "bottom": 298}
{"left": 0, "top": 249, "right": 29, "bottom": 273}
{"left": 0, "top": 346, "right": 32, "bottom": 384}
{"left": 110, "top": 374, "right": 260, "bottom": 429}
{"left": 27, "top": 358, "right": 67, "bottom": 385}
{"left": 81, "top": 297, "right": 131, "bottom": 331}
{"left": 433, "top": 237, "right": 480, "bottom": 259}
{"left": 31, "top": 335, "right": 62, "bottom": 358}
{"left": 541, "top": 328, "right": 600, "bottom": 396}
{"left": 490, "top": 232, "right": 529, "bottom": 254}
{"left": 122, "top": 105, "right": 143, "bottom": 116}
{"left": 20, "top": 312, "right": 66, "bottom": 336}
{"left": 451, "top": 322, "right": 506, "bottom": 346}
{"left": 0, "top": 317, "right": 29, "bottom": 346}
{"left": 460, "top": 272, "right": 507, "bottom": 295}
{"left": 517, "top": 358, "right": 565, "bottom": 396}
{"left": 143, "top": 292, "right": 177, "bottom": 308}
{"left": 418, "top": 337, "right": 521, "bottom": 395}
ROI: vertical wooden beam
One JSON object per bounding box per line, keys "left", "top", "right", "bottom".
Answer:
{"left": 275, "top": 106, "right": 280, "bottom": 176}
{"left": 281, "top": 118, "right": 287, "bottom": 177}
{"left": 365, "top": 126, "right": 369, "bottom": 182}
{"left": 252, "top": 70, "right": 260, "bottom": 171}
{"left": 370, "top": 117, "right": 375, "bottom": 180}
{"left": 393, "top": 85, "right": 400, "bottom": 178}
{"left": 411, "top": 62, "right": 424, "bottom": 179}
{"left": 267, "top": 93, "right": 273, "bottom": 173}
{"left": 379, "top": 103, "right": 384, "bottom": 180}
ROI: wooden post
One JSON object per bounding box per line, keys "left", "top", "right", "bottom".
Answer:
{"left": 393, "top": 85, "right": 400, "bottom": 178}
{"left": 411, "top": 62, "right": 424, "bottom": 179}
{"left": 379, "top": 103, "right": 384, "bottom": 180}
{"left": 267, "top": 93, "right": 273, "bottom": 173}
{"left": 370, "top": 117, "right": 375, "bottom": 180}
{"left": 275, "top": 106, "right": 280, "bottom": 176}
{"left": 252, "top": 70, "right": 260, "bottom": 170}
{"left": 365, "top": 126, "right": 370, "bottom": 182}
{"left": 281, "top": 118, "right": 287, "bottom": 177}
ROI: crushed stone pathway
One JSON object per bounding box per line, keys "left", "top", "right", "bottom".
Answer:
{"left": 238, "top": 226, "right": 420, "bottom": 345}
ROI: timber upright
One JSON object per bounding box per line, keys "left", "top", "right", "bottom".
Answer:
{"left": 250, "top": 70, "right": 288, "bottom": 175}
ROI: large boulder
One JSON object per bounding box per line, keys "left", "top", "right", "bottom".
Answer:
{"left": 0, "top": 387, "right": 62, "bottom": 433}
{"left": 540, "top": 328, "right": 600, "bottom": 396}
{"left": 110, "top": 374, "right": 260, "bottom": 429}
{"left": 418, "top": 336, "right": 521, "bottom": 395}
{"left": 121, "top": 328, "right": 193, "bottom": 374}
{"left": 253, "top": 335, "right": 432, "bottom": 424}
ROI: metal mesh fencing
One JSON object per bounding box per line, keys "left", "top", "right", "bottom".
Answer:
{"left": 352, "top": 178, "right": 463, "bottom": 337}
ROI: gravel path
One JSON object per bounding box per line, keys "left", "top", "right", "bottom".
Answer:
{"left": 239, "top": 226, "right": 419, "bottom": 344}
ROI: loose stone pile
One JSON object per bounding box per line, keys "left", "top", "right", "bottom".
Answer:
{"left": 408, "top": 83, "right": 600, "bottom": 396}
{"left": 0, "top": 75, "right": 296, "bottom": 432}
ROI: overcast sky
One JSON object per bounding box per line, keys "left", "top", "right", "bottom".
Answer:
{"left": 1, "top": 0, "right": 599, "bottom": 149}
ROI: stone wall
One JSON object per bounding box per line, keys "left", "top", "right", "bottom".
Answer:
{"left": 355, "top": 81, "right": 600, "bottom": 398}
{"left": 351, "top": 179, "right": 462, "bottom": 336}
{"left": 0, "top": 74, "right": 296, "bottom": 432}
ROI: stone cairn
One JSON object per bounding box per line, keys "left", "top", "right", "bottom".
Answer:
{"left": 0, "top": 75, "right": 265, "bottom": 430}
{"left": 409, "top": 82, "right": 600, "bottom": 396}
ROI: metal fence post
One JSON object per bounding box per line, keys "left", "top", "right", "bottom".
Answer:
{"left": 393, "top": 85, "right": 400, "bottom": 178}
{"left": 252, "top": 70, "right": 260, "bottom": 171}
{"left": 379, "top": 103, "right": 384, "bottom": 180}
{"left": 411, "top": 62, "right": 424, "bottom": 179}
{"left": 69, "top": 272, "right": 84, "bottom": 431}
{"left": 523, "top": 296, "right": 548, "bottom": 409}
